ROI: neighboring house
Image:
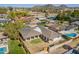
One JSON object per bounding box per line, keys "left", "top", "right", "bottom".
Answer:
{"left": 39, "top": 26, "right": 63, "bottom": 43}
{"left": 70, "top": 17, "right": 79, "bottom": 22}
{"left": 71, "top": 21, "right": 79, "bottom": 27}
{"left": 28, "top": 19, "right": 40, "bottom": 27}
{"left": 47, "top": 21, "right": 59, "bottom": 32}
{"left": 36, "top": 16, "right": 46, "bottom": 20}
{"left": 0, "top": 18, "right": 10, "bottom": 23}
{"left": 30, "top": 11, "right": 45, "bottom": 18}
{"left": 64, "top": 21, "right": 79, "bottom": 30}
{"left": 47, "top": 14, "right": 58, "bottom": 20}
{"left": 0, "top": 14, "right": 8, "bottom": 18}
{"left": 19, "top": 26, "right": 63, "bottom": 43}
{"left": 65, "top": 25, "right": 77, "bottom": 31}
{"left": 18, "top": 16, "right": 34, "bottom": 22}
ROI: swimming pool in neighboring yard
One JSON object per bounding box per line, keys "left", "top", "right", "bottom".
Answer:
{"left": 0, "top": 47, "right": 7, "bottom": 54}
{"left": 65, "top": 33, "right": 77, "bottom": 38}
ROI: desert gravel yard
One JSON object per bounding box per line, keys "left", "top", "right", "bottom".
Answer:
{"left": 68, "top": 38, "right": 79, "bottom": 47}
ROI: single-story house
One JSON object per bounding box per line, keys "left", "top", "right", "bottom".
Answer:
{"left": 19, "top": 26, "right": 63, "bottom": 43}
{"left": 19, "top": 26, "right": 64, "bottom": 53}
{"left": 36, "top": 16, "right": 46, "bottom": 20}
{"left": 0, "top": 14, "right": 7, "bottom": 18}
{"left": 19, "top": 27, "right": 41, "bottom": 41}
{"left": 71, "top": 21, "right": 79, "bottom": 26}
{"left": 70, "top": 17, "right": 79, "bottom": 22}
{"left": 47, "top": 21, "right": 59, "bottom": 32}
{"left": 0, "top": 18, "right": 11, "bottom": 23}
{"left": 63, "top": 21, "right": 79, "bottom": 30}
{"left": 47, "top": 14, "right": 58, "bottom": 20}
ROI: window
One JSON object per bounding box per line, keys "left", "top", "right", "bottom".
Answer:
{"left": 27, "top": 38, "right": 30, "bottom": 40}
{"left": 35, "top": 36, "right": 38, "bottom": 37}
{"left": 31, "top": 37, "right": 34, "bottom": 39}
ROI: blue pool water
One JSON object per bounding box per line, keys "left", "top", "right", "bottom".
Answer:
{"left": 65, "top": 33, "right": 77, "bottom": 37}
{"left": 0, "top": 47, "right": 6, "bottom": 54}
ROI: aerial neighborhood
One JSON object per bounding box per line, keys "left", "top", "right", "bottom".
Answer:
{"left": 0, "top": 4, "right": 79, "bottom": 54}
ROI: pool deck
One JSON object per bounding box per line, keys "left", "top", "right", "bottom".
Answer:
{"left": 59, "top": 29, "right": 77, "bottom": 34}
{"left": 0, "top": 45, "right": 9, "bottom": 54}
{"left": 0, "top": 38, "right": 10, "bottom": 54}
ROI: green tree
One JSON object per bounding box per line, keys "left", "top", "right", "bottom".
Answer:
{"left": 0, "top": 7, "right": 8, "bottom": 14}
{"left": 8, "top": 11, "right": 16, "bottom": 20}
{"left": 8, "top": 11, "right": 30, "bottom": 20}
{"left": 56, "top": 12, "right": 70, "bottom": 23}
{"left": 71, "top": 10, "right": 79, "bottom": 17}
{"left": 8, "top": 7, "right": 13, "bottom": 11}
{"left": 4, "top": 20, "right": 25, "bottom": 40}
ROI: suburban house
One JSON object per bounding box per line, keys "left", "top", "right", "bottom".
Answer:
{"left": 46, "top": 21, "right": 59, "bottom": 32}
{"left": 0, "top": 14, "right": 8, "bottom": 18}
{"left": 30, "top": 11, "right": 45, "bottom": 18}
{"left": 19, "top": 26, "right": 63, "bottom": 43}
{"left": 47, "top": 14, "right": 58, "bottom": 20}
{"left": 36, "top": 16, "right": 46, "bottom": 20}
{"left": 70, "top": 17, "right": 79, "bottom": 22}
{"left": 30, "top": 11, "right": 46, "bottom": 20}
{"left": 71, "top": 21, "right": 79, "bottom": 27}
{"left": 19, "top": 26, "right": 64, "bottom": 53}
{"left": 63, "top": 21, "right": 79, "bottom": 31}
{"left": 28, "top": 19, "right": 41, "bottom": 27}
{"left": 0, "top": 18, "right": 11, "bottom": 23}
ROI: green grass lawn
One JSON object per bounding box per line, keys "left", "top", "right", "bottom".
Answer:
{"left": 30, "top": 38, "right": 43, "bottom": 44}
{"left": 8, "top": 39, "right": 26, "bottom": 54}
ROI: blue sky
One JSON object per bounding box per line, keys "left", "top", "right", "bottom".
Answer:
{"left": 0, "top": 4, "right": 79, "bottom": 7}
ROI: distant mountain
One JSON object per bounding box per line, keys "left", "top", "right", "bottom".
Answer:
{"left": 31, "top": 4, "right": 79, "bottom": 12}
{"left": 32, "top": 4, "right": 55, "bottom": 9}
{"left": 58, "top": 4, "right": 68, "bottom": 8}
{"left": 32, "top": 4, "right": 69, "bottom": 11}
{"left": 31, "top": 4, "right": 56, "bottom": 12}
{"left": 42, "top": 4, "right": 55, "bottom": 8}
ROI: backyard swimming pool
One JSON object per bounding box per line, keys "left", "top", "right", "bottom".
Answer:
{"left": 0, "top": 47, "right": 7, "bottom": 54}
{"left": 65, "top": 33, "right": 77, "bottom": 38}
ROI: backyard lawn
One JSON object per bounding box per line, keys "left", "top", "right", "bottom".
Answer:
{"left": 25, "top": 38, "right": 48, "bottom": 53}
{"left": 30, "top": 38, "right": 43, "bottom": 44}
{"left": 8, "top": 39, "right": 26, "bottom": 54}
